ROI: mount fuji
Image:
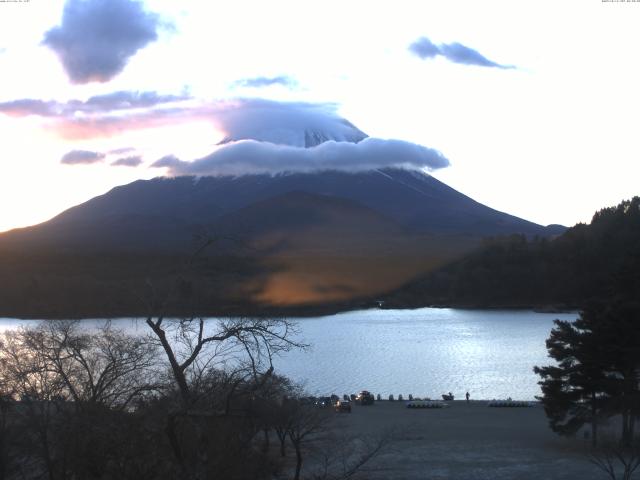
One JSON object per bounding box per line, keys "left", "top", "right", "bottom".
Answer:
{"left": 0, "top": 112, "right": 564, "bottom": 316}
{"left": 216, "top": 117, "right": 368, "bottom": 148}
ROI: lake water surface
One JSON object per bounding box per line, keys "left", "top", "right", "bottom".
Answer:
{"left": 273, "top": 308, "right": 578, "bottom": 401}
{"left": 0, "top": 308, "right": 578, "bottom": 400}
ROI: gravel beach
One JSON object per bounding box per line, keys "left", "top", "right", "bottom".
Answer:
{"left": 307, "top": 400, "right": 608, "bottom": 480}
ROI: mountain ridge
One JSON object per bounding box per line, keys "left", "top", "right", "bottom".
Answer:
{"left": 0, "top": 169, "right": 562, "bottom": 252}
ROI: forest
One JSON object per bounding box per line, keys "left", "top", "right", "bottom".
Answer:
{"left": 386, "top": 197, "right": 640, "bottom": 310}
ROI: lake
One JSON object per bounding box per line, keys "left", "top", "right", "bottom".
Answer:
{"left": 0, "top": 308, "right": 578, "bottom": 400}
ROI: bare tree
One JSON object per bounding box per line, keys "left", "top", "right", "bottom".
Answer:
{"left": 312, "top": 430, "right": 395, "bottom": 480}
{"left": 0, "top": 394, "right": 19, "bottom": 480}
{"left": 145, "top": 316, "right": 304, "bottom": 407}
{"left": 286, "top": 402, "right": 332, "bottom": 480}
{"left": 0, "top": 322, "right": 164, "bottom": 480}
{"left": 0, "top": 328, "right": 70, "bottom": 480}
{"left": 588, "top": 439, "right": 640, "bottom": 480}
{"left": 24, "top": 321, "right": 162, "bottom": 409}
{"left": 142, "top": 315, "right": 306, "bottom": 480}
{"left": 273, "top": 399, "right": 295, "bottom": 458}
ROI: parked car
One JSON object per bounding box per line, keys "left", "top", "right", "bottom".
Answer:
{"left": 335, "top": 399, "right": 352, "bottom": 413}
{"left": 356, "top": 390, "right": 375, "bottom": 405}
{"left": 315, "top": 396, "right": 332, "bottom": 408}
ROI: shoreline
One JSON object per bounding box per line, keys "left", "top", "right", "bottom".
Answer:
{"left": 0, "top": 303, "right": 580, "bottom": 321}
{"left": 369, "top": 398, "right": 541, "bottom": 404}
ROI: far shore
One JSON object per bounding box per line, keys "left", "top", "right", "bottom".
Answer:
{"left": 0, "top": 302, "right": 580, "bottom": 321}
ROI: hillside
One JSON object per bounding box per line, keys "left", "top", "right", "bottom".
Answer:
{"left": 384, "top": 197, "right": 640, "bottom": 309}
{"left": 0, "top": 169, "right": 561, "bottom": 253}
{"left": 0, "top": 167, "right": 564, "bottom": 317}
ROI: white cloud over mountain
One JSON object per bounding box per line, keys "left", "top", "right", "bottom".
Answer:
{"left": 152, "top": 137, "right": 450, "bottom": 176}
{"left": 148, "top": 99, "right": 450, "bottom": 176}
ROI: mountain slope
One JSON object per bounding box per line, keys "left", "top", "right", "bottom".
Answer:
{"left": 0, "top": 169, "right": 561, "bottom": 253}
{"left": 0, "top": 105, "right": 569, "bottom": 315}
{"left": 0, "top": 167, "right": 565, "bottom": 315}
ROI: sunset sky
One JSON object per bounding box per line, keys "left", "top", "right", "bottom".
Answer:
{"left": 1, "top": 0, "right": 639, "bottom": 232}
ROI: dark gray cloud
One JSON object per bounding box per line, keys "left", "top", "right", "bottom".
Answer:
{"left": 60, "top": 149, "right": 105, "bottom": 165}
{"left": 409, "top": 36, "right": 513, "bottom": 69}
{"left": 151, "top": 137, "right": 450, "bottom": 177}
{"left": 111, "top": 155, "right": 142, "bottom": 167}
{"left": 42, "top": 0, "right": 162, "bottom": 83}
{"left": 0, "top": 90, "right": 187, "bottom": 117}
{"left": 232, "top": 76, "right": 298, "bottom": 89}
{"left": 152, "top": 155, "right": 182, "bottom": 169}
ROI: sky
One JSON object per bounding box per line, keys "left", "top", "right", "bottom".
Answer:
{"left": 0, "top": 0, "right": 639, "bottom": 232}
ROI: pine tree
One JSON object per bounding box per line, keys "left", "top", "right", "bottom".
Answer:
{"left": 535, "top": 300, "right": 640, "bottom": 447}
{"left": 534, "top": 313, "right": 609, "bottom": 446}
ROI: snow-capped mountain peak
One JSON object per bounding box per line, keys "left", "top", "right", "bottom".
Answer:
{"left": 215, "top": 106, "right": 368, "bottom": 148}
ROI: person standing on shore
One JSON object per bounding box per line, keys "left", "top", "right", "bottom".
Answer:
{"left": 465, "top": 391, "right": 470, "bottom": 403}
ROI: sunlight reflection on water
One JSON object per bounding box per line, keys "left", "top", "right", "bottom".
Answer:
{"left": 272, "top": 308, "right": 578, "bottom": 400}
{"left": 0, "top": 308, "right": 577, "bottom": 400}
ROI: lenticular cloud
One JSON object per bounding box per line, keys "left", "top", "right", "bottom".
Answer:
{"left": 152, "top": 137, "right": 450, "bottom": 177}
{"left": 150, "top": 99, "right": 451, "bottom": 176}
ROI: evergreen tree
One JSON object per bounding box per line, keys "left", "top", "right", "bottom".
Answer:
{"left": 535, "top": 300, "right": 640, "bottom": 447}
{"left": 534, "top": 312, "right": 609, "bottom": 446}
{"left": 591, "top": 301, "right": 640, "bottom": 446}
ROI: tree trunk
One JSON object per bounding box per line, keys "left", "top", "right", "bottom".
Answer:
{"left": 37, "top": 422, "right": 56, "bottom": 480}
{"left": 622, "top": 409, "right": 630, "bottom": 447}
{"left": 165, "top": 415, "right": 186, "bottom": 473}
{"left": 591, "top": 392, "right": 598, "bottom": 448}
{"left": 145, "top": 319, "right": 191, "bottom": 405}
{"left": 0, "top": 419, "right": 6, "bottom": 480}
{"left": 275, "top": 428, "right": 287, "bottom": 457}
{"left": 293, "top": 442, "right": 302, "bottom": 480}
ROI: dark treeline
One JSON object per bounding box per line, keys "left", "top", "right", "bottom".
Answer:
{"left": 0, "top": 252, "right": 272, "bottom": 318}
{"left": 0, "top": 251, "right": 366, "bottom": 319}
{"left": 0, "top": 319, "right": 385, "bottom": 480}
{"left": 386, "top": 197, "right": 640, "bottom": 309}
